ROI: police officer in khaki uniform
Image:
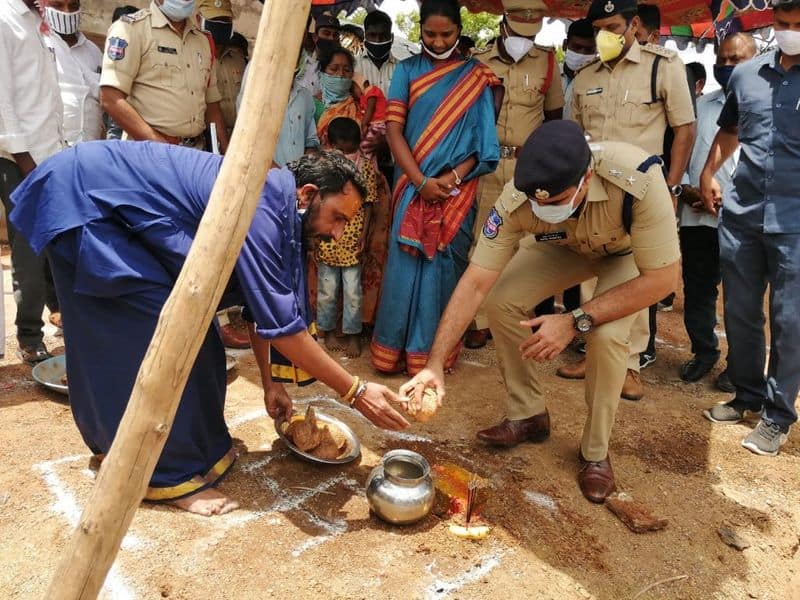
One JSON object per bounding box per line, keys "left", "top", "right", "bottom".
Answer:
{"left": 401, "top": 121, "right": 680, "bottom": 503}
{"left": 196, "top": 0, "right": 247, "bottom": 137}
{"left": 562, "top": 0, "right": 695, "bottom": 399}
{"left": 465, "top": 0, "right": 564, "bottom": 349}
{"left": 100, "top": 0, "right": 229, "bottom": 152}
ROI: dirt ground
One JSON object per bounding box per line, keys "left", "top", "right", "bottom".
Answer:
{"left": 1, "top": 245, "right": 799, "bottom": 600}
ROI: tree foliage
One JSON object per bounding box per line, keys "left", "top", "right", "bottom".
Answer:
{"left": 395, "top": 7, "right": 501, "bottom": 47}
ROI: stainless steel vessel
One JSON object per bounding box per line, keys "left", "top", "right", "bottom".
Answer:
{"left": 366, "top": 449, "right": 434, "bottom": 525}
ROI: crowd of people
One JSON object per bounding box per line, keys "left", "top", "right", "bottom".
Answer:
{"left": 1, "top": 0, "right": 798, "bottom": 514}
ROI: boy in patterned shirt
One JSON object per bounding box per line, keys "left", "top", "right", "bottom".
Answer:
{"left": 316, "top": 117, "right": 376, "bottom": 357}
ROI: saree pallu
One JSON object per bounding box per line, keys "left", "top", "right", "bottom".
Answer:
{"left": 317, "top": 97, "right": 362, "bottom": 146}
{"left": 371, "top": 56, "right": 500, "bottom": 374}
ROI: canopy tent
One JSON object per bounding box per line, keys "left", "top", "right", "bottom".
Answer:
{"left": 311, "top": 0, "right": 774, "bottom": 40}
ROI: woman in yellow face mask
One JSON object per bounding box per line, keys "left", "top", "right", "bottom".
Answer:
{"left": 586, "top": 0, "right": 640, "bottom": 64}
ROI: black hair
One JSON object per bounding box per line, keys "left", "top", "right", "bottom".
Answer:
{"left": 229, "top": 32, "right": 249, "bottom": 58}
{"left": 567, "top": 18, "right": 594, "bottom": 40}
{"left": 112, "top": 5, "right": 139, "bottom": 22}
{"left": 288, "top": 150, "right": 367, "bottom": 202}
{"left": 420, "top": 0, "right": 462, "bottom": 28}
{"left": 687, "top": 61, "right": 706, "bottom": 82}
{"left": 317, "top": 46, "right": 355, "bottom": 73}
{"left": 327, "top": 117, "right": 362, "bottom": 147}
{"left": 364, "top": 9, "right": 392, "bottom": 31}
{"left": 636, "top": 4, "right": 661, "bottom": 32}
{"left": 459, "top": 35, "right": 475, "bottom": 49}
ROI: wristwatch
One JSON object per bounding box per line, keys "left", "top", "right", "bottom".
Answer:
{"left": 669, "top": 184, "right": 683, "bottom": 198}
{"left": 571, "top": 308, "right": 594, "bottom": 334}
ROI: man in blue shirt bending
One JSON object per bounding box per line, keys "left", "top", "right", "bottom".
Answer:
{"left": 10, "top": 142, "right": 408, "bottom": 515}
{"left": 700, "top": 0, "right": 800, "bottom": 455}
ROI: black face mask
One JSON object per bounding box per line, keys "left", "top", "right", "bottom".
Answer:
{"left": 202, "top": 18, "right": 233, "bottom": 45}
{"left": 365, "top": 38, "right": 392, "bottom": 61}
{"left": 713, "top": 64, "right": 735, "bottom": 92}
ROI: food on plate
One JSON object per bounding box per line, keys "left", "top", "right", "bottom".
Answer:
{"left": 60, "top": 374, "right": 68, "bottom": 386}
{"left": 283, "top": 406, "right": 348, "bottom": 459}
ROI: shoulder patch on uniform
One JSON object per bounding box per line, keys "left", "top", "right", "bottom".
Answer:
{"left": 499, "top": 182, "right": 528, "bottom": 213}
{"left": 641, "top": 44, "right": 677, "bottom": 60}
{"left": 120, "top": 9, "right": 148, "bottom": 23}
{"left": 596, "top": 157, "right": 650, "bottom": 200}
{"left": 482, "top": 207, "right": 503, "bottom": 240}
{"left": 107, "top": 37, "right": 128, "bottom": 61}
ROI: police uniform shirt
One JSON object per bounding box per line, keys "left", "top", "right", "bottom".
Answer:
{"left": 476, "top": 44, "right": 564, "bottom": 148}
{"left": 216, "top": 45, "right": 247, "bottom": 131}
{"left": 472, "top": 141, "right": 680, "bottom": 273}
{"left": 570, "top": 42, "right": 695, "bottom": 156}
{"left": 100, "top": 1, "right": 221, "bottom": 139}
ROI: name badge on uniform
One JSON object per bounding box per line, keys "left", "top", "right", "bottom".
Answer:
{"left": 586, "top": 87, "right": 603, "bottom": 95}
{"left": 158, "top": 46, "right": 178, "bottom": 55}
{"left": 534, "top": 231, "right": 568, "bottom": 242}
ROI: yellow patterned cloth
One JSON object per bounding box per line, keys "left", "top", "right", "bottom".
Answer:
{"left": 316, "top": 154, "right": 377, "bottom": 267}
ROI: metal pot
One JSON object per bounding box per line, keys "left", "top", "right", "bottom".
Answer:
{"left": 366, "top": 449, "right": 434, "bottom": 525}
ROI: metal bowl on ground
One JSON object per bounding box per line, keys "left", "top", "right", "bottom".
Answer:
{"left": 274, "top": 409, "right": 361, "bottom": 465}
{"left": 366, "top": 449, "right": 435, "bottom": 525}
{"left": 31, "top": 355, "right": 68, "bottom": 396}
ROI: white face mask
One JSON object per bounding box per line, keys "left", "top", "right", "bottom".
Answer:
{"left": 423, "top": 39, "right": 458, "bottom": 60}
{"left": 45, "top": 6, "right": 80, "bottom": 35}
{"left": 530, "top": 175, "right": 585, "bottom": 224}
{"left": 503, "top": 24, "right": 534, "bottom": 62}
{"left": 775, "top": 29, "right": 800, "bottom": 57}
{"left": 564, "top": 49, "right": 595, "bottom": 72}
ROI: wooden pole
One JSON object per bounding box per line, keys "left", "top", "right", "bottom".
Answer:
{"left": 44, "top": 2, "right": 310, "bottom": 598}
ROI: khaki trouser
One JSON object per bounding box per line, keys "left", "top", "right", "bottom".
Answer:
{"left": 485, "top": 239, "right": 640, "bottom": 461}
{"left": 580, "top": 278, "right": 648, "bottom": 372}
{"left": 471, "top": 161, "right": 515, "bottom": 330}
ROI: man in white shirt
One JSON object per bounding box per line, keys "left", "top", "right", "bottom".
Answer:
{"left": 45, "top": 0, "right": 104, "bottom": 144}
{"left": 354, "top": 10, "right": 397, "bottom": 97}
{"left": 678, "top": 33, "right": 756, "bottom": 388}
{"left": 0, "top": 0, "right": 65, "bottom": 363}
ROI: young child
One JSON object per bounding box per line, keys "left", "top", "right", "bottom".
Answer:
{"left": 355, "top": 76, "right": 387, "bottom": 161}
{"left": 316, "top": 117, "right": 377, "bottom": 358}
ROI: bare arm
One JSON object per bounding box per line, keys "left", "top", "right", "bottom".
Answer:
{"left": 386, "top": 121, "right": 449, "bottom": 202}
{"left": 699, "top": 125, "right": 739, "bottom": 216}
{"left": 100, "top": 86, "right": 164, "bottom": 142}
{"left": 11, "top": 152, "right": 36, "bottom": 177}
{"left": 666, "top": 122, "right": 696, "bottom": 188}
{"left": 205, "top": 101, "right": 229, "bottom": 154}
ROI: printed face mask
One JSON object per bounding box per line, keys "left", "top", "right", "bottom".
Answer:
{"left": 45, "top": 6, "right": 80, "bottom": 35}
{"left": 595, "top": 29, "right": 626, "bottom": 63}
{"left": 530, "top": 175, "right": 586, "bottom": 224}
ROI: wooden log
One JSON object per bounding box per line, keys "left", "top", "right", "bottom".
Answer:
{"left": 44, "top": 2, "right": 310, "bottom": 598}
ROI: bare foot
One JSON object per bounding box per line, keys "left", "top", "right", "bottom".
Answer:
{"left": 323, "top": 330, "right": 344, "bottom": 352}
{"left": 169, "top": 488, "right": 239, "bottom": 516}
{"left": 344, "top": 334, "right": 362, "bottom": 358}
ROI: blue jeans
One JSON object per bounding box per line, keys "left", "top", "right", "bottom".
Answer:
{"left": 317, "top": 263, "right": 362, "bottom": 335}
{"left": 719, "top": 219, "right": 800, "bottom": 431}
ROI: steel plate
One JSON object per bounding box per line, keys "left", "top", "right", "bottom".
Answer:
{"left": 31, "top": 355, "right": 69, "bottom": 395}
{"left": 275, "top": 410, "right": 361, "bottom": 465}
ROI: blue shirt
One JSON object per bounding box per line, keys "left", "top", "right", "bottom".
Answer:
{"left": 680, "top": 89, "right": 738, "bottom": 229}
{"left": 718, "top": 49, "right": 800, "bottom": 233}
{"left": 9, "top": 140, "right": 310, "bottom": 339}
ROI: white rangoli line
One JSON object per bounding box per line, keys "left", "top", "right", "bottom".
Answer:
{"left": 34, "top": 455, "right": 137, "bottom": 599}
{"left": 458, "top": 359, "right": 487, "bottom": 368}
{"left": 424, "top": 548, "right": 508, "bottom": 599}
{"left": 524, "top": 490, "right": 559, "bottom": 515}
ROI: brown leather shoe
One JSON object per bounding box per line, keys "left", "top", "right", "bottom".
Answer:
{"left": 556, "top": 358, "right": 586, "bottom": 380}
{"left": 578, "top": 454, "right": 616, "bottom": 503}
{"left": 464, "top": 328, "right": 492, "bottom": 349}
{"left": 621, "top": 369, "right": 644, "bottom": 401}
{"left": 476, "top": 411, "right": 550, "bottom": 447}
{"left": 220, "top": 323, "right": 251, "bottom": 349}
